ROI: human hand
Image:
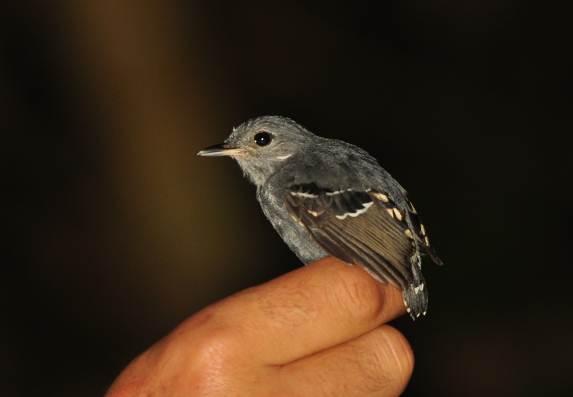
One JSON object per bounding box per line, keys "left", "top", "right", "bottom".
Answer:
{"left": 106, "top": 257, "right": 414, "bottom": 396}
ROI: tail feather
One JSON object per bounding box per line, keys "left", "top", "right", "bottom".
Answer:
{"left": 402, "top": 265, "right": 428, "bottom": 320}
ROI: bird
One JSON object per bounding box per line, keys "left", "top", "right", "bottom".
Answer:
{"left": 197, "top": 115, "right": 443, "bottom": 319}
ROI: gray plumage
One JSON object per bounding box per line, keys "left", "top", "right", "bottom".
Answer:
{"left": 198, "top": 115, "right": 443, "bottom": 319}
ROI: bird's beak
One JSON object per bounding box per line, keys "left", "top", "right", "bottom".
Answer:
{"left": 197, "top": 143, "right": 245, "bottom": 157}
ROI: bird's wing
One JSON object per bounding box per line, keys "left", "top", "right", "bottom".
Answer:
{"left": 285, "top": 183, "right": 441, "bottom": 290}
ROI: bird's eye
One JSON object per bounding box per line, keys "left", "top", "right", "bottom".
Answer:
{"left": 254, "top": 131, "right": 272, "bottom": 146}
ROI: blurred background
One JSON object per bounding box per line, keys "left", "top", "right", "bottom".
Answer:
{"left": 3, "top": 0, "right": 572, "bottom": 396}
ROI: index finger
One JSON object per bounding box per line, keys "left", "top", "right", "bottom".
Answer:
{"left": 213, "top": 257, "right": 406, "bottom": 365}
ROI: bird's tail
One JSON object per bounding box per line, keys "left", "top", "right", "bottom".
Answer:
{"left": 402, "top": 264, "right": 428, "bottom": 320}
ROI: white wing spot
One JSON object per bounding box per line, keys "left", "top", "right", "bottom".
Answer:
{"left": 372, "top": 192, "right": 389, "bottom": 203}
{"left": 325, "top": 190, "right": 344, "bottom": 196}
{"left": 386, "top": 208, "right": 395, "bottom": 218}
{"left": 414, "top": 283, "right": 424, "bottom": 294}
{"left": 307, "top": 209, "right": 321, "bottom": 217}
{"left": 392, "top": 208, "right": 403, "bottom": 221}
{"left": 335, "top": 201, "right": 373, "bottom": 220}
{"left": 403, "top": 298, "right": 411, "bottom": 313}
{"left": 420, "top": 224, "right": 426, "bottom": 236}
{"left": 290, "top": 191, "right": 318, "bottom": 199}
{"left": 404, "top": 229, "right": 414, "bottom": 239}
{"left": 289, "top": 214, "right": 305, "bottom": 226}
{"left": 424, "top": 236, "right": 430, "bottom": 246}
{"left": 411, "top": 252, "right": 422, "bottom": 269}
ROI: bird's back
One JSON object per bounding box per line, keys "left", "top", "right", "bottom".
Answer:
{"left": 260, "top": 137, "right": 442, "bottom": 319}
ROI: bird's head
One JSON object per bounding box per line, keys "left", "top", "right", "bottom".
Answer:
{"left": 197, "top": 115, "right": 315, "bottom": 186}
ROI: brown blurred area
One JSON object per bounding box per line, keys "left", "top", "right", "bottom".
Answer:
{"left": 3, "top": 1, "right": 573, "bottom": 396}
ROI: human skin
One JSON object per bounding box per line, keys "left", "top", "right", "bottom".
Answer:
{"left": 106, "top": 257, "right": 414, "bottom": 397}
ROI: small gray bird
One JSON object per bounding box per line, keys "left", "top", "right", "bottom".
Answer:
{"left": 198, "top": 116, "right": 443, "bottom": 319}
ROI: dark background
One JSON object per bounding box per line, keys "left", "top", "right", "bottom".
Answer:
{"left": 3, "top": 1, "right": 572, "bottom": 396}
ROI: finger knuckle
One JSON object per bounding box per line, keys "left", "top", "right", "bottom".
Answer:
{"left": 105, "top": 382, "right": 142, "bottom": 397}
{"left": 191, "top": 329, "right": 242, "bottom": 393}
{"left": 334, "top": 266, "right": 384, "bottom": 323}
{"left": 385, "top": 327, "right": 415, "bottom": 384}
{"left": 368, "top": 327, "right": 415, "bottom": 393}
{"left": 162, "top": 318, "right": 242, "bottom": 395}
